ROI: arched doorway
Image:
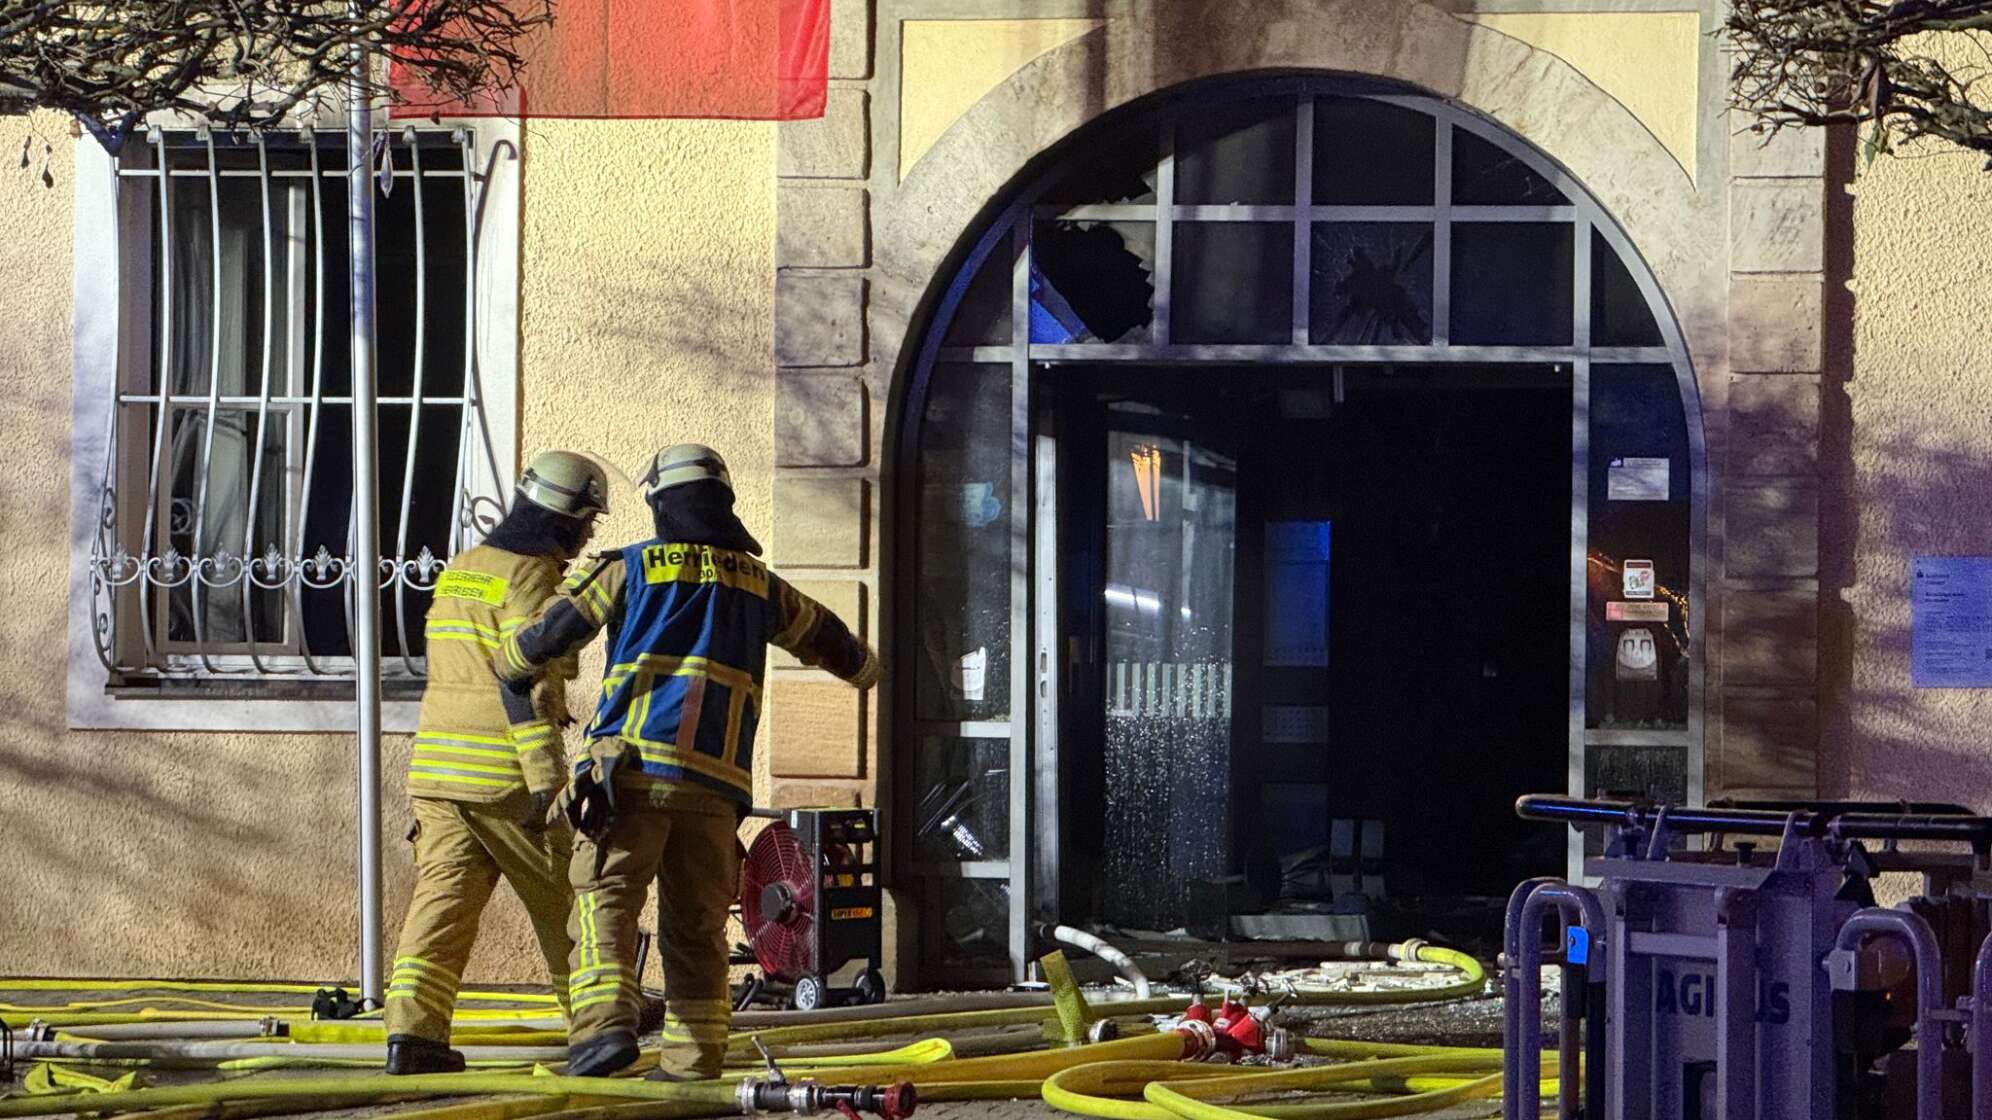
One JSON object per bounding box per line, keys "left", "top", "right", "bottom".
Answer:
{"left": 890, "top": 73, "right": 1704, "bottom": 983}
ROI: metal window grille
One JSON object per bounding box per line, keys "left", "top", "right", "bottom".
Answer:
{"left": 86, "top": 128, "right": 508, "bottom": 689}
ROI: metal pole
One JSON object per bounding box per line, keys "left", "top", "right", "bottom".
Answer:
{"left": 347, "top": 7, "right": 384, "bottom": 1006}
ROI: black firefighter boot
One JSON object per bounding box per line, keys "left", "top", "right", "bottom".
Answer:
{"left": 567, "top": 1028, "right": 641, "bottom": 1077}
{"left": 385, "top": 1034, "right": 466, "bottom": 1075}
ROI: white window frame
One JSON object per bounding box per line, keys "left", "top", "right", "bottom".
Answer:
{"left": 66, "top": 115, "right": 522, "bottom": 733}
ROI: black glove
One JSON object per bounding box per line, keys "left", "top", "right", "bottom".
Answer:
{"left": 521, "top": 789, "right": 554, "bottom": 831}
{"left": 563, "top": 757, "right": 620, "bottom": 844}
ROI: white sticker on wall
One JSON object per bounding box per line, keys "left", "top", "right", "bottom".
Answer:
{"left": 1607, "top": 457, "right": 1670, "bottom": 501}
{"left": 1623, "top": 559, "right": 1655, "bottom": 600}
{"left": 953, "top": 647, "right": 987, "bottom": 702}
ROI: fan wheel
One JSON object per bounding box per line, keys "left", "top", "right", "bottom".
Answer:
{"left": 792, "top": 974, "right": 825, "bottom": 1013}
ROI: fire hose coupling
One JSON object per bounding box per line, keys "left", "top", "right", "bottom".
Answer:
{"left": 734, "top": 1079, "right": 917, "bottom": 1119}
{"left": 737, "top": 1039, "right": 916, "bottom": 1120}
{"left": 1170, "top": 1016, "right": 1220, "bottom": 1061}
{"left": 1387, "top": 938, "right": 1429, "bottom": 964}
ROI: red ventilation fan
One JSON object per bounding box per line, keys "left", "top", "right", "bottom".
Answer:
{"left": 735, "top": 809, "right": 886, "bottom": 1011}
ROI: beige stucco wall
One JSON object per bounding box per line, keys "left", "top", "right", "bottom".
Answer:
{"left": 0, "top": 111, "right": 775, "bottom": 981}
{"left": 1830, "top": 132, "right": 1992, "bottom": 808}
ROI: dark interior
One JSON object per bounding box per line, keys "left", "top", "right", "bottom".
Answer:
{"left": 1051, "top": 363, "right": 1571, "bottom": 944}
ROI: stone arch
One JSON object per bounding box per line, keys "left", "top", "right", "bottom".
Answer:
{"left": 871, "top": 0, "right": 1723, "bottom": 392}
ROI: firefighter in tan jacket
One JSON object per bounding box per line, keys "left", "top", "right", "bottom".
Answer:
{"left": 500, "top": 444, "right": 878, "bottom": 1081}
{"left": 383, "top": 451, "right": 609, "bottom": 1076}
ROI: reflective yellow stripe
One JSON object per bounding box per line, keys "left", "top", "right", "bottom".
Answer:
{"left": 415, "top": 732, "right": 512, "bottom": 749}
{"left": 408, "top": 768, "right": 516, "bottom": 788}
{"left": 413, "top": 743, "right": 516, "bottom": 763}
{"left": 393, "top": 956, "right": 461, "bottom": 983}
{"left": 624, "top": 740, "right": 753, "bottom": 792}
{"left": 385, "top": 986, "right": 452, "bottom": 1018}
{"left": 411, "top": 755, "right": 519, "bottom": 776}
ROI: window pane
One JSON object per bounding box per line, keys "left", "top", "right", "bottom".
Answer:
{"left": 1590, "top": 229, "right": 1663, "bottom": 347}
{"left": 942, "top": 245, "right": 1014, "bottom": 347}
{"left": 378, "top": 168, "right": 471, "bottom": 400}
{"left": 1312, "top": 98, "right": 1435, "bottom": 205}
{"left": 1451, "top": 128, "right": 1568, "bottom": 205}
{"left": 1175, "top": 97, "right": 1296, "bottom": 205}
{"left": 1449, "top": 222, "right": 1573, "bottom": 346}
{"left": 933, "top": 878, "right": 1010, "bottom": 967}
{"left": 912, "top": 737, "right": 1008, "bottom": 862}
{"left": 916, "top": 365, "right": 1012, "bottom": 721}
{"left": 1171, "top": 223, "right": 1293, "bottom": 344}
{"left": 1030, "top": 221, "right": 1155, "bottom": 344}
{"left": 1585, "top": 364, "right": 1691, "bottom": 732}
{"left": 165, "top": 409, "right": 287, "bottom": 644}
{"left": 1310, "top": 223, "right": 1434, "bottom": 344}
{"left": 1038, "top": 127, "right": 1158, "bottom": 206}
{"left": 158, "top": 171, "right": 272, "bottom": 398}
{"left": 1102, "top": 423, "right": 1236, "bottom": 931}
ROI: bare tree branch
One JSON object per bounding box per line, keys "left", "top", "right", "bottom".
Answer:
{"left": 0, "top": 1, "right": 555, "bottom": 154}
{"left": 1728, "top": 0, "right": 1992, "bottom": 165}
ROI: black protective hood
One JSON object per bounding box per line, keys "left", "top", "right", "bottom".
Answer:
{"left": 648, "top": 478, "right": 763, "bottom": 556}
{"left": 483, "top": 499, "right": 592, "bottom": 559}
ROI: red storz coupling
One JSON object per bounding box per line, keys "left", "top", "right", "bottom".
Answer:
{"left": 1170, "top": 1016, "right": 1219, "bottom": 1060}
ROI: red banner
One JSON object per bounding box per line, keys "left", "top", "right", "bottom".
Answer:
{"left": 391, "top": 0, "right": 829, "bottom": 120}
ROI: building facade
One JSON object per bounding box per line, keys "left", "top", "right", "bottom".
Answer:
{"left": 0, "top": 0, "right": 1984, "bottom": 987}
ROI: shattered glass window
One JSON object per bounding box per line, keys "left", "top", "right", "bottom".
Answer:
{"left": 1310, "top": 223, "right": 1434, "bottom": 344}
{"left": 1030, "top": 221, "right": 1156, "bottom": 344}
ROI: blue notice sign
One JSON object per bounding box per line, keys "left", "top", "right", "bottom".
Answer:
{"left": 1911, "top": 556, "right": 1992, "bottom": 688}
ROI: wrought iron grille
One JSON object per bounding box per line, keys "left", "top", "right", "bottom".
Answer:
{"left": 87, "top": 128, "right": 509, "bottom": 686}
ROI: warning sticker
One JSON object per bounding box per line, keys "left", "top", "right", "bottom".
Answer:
{"left": 1622, "top": 559, "right": 1655, "bottom": 600}
{"left": 434, "top": 570, "right": 509, "bottom": 606}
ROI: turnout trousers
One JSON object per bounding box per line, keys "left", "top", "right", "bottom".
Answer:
{"left": 384, "top": 796, "right": 576, "bottom": 1041}
{"left": 567, "top": 787, "right": 742, "bottom": 1080}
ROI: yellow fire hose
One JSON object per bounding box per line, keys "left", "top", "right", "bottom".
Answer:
{"left": 0, "top": 944, "right": 1515, "bottom": 1119}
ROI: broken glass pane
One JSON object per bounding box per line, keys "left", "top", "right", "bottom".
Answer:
{"left": 1449, "top": 222, "right": 1573, "bottom": 346}
{"left": 1171, "top": 222, "right": 1293, "bottom": 344}
{"left": 1038, "top": 127, "right": 1159, "bottom": 206}
{"left": 913, "top": 736, "right": 1009, "bottom": 863}
{"left": 1451, "top": 127, "right": 1568, "bottom": 206}
{"left": 916, "top": 365, "right": 1012, "bottom": 722}
{"left": 1030, "top": 221, "right": 1156, "bottom": 344}
{"left": 1590, "top": 228, "right": 1663, "bottom": 347}
{"left": 1312, "top": 97, "right": 1435, "bottom": 205}
{"left": 1310, "top": 223, "right": 1434, "bottom": 344}
{"left": 1175, "top": 97, "right": 1296, "bottom": 205}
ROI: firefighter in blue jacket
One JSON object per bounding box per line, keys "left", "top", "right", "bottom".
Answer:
{"left": 500, "top": 444, "right": 878, "bottom": 1079}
